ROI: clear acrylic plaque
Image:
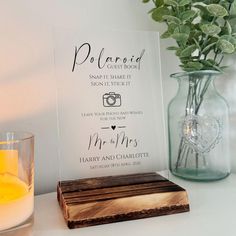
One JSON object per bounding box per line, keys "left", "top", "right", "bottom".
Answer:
{"left": 54, "top": 29, "right": 168, "bottom": 181}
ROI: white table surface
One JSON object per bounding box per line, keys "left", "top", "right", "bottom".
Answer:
{"left": 3, "top": 174, "right": 236, "bottom": 236}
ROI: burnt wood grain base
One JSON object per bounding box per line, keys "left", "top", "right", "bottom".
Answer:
{"left": 57, "top": 173, "right": 190, "bottom": 229}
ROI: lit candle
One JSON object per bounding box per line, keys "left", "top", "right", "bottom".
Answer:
{"left": 0, "top": 150, "right": 33, "bottom": 231}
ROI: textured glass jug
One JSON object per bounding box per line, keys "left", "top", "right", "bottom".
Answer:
{"left": 168, "top": 71, "right": 230, "bottom": 181}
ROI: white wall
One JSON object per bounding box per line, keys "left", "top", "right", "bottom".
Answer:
{"left": 1, "top": 0, "right": 236, "bottom": 194}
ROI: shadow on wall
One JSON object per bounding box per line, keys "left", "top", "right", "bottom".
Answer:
{"left": 0, "top": 46, "right": 59, "bottom": 194}
{"left": 0, "top": 20, "right": 60, "bottom": 194}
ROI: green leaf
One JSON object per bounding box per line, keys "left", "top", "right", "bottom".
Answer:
{"left": 217, "top": 39, "right": 235, "bottom": 53}
{"left": 229, "top": 36, "right": 236, "bottom": 47}
{"left": 194, "top": 5, "right": 211, "bottom": 18}
{"left": 226, "top": 21, "right": 232, "bottom": 35}
{"left": 200, "top": 24, "right": 221, "bottom": 35}
{"left": 142, "top": 0, "right": 150, "bottom": 3}
{"left": 176, "top": 48, "right": 182, "bottom": 56}
{"left": 180, "top": 10, "right": 196, "bottom": 21}
{"left": 148, "top": 8, "right": 156, "bottom": 14}
{"left": 184, "top": 68, "right": 196, "bottom": 72}
{"left": 179, "top": 0, "right": 191, "bottom": 7}
{"left": 164, "top": 0, "right": 178, "bottom": 7}
{"left": 180, "top": 45, "right": 197, "bottom": 57}
{"left": 200, "top": 59, "right": 215, "bottom": 67}
{"left": 207, "top": 4, "right": 228, "bottom": 17}
{"left": 161, "top": 24, "right": 178, "bottom": 39}
{"left": 201, "top": 42, "right": 217, "bottom": 53}
{"left": 167, "top": 23, "right": 178, "bottom": 34}
{"left": 155, "top": 0, "right": 164, "bottom": 7}
{"left": 191, "top": 30, "right": 203, "bottom": 39}
{"left": 212, "top": 64, "right": 223, "bottom": 72}
{"left": 220, "top": 35, "right": 234, "bottom": 42}
{"left": 221, "top": 26, "right": 229, "bottom": 35}
{"left": 180, "top": 66, "right": 198, "bottom": 72}
{"left": 174, "top": 25, "right": 191, "bottom": 34}
{"left": 180, "top": 25, "right": 191, "bottom": 34}
{"left": 207, "top": 59, "right": 216, "bottom": 65}
{"left": 172, "top": 33, "right": 189, "bottom": 42}
{"left": 194, "top": 4, "right": 214, "bottom": 22}
{"left": 163, "top": 15, "right": 181, "bottom": 24}
{"left": 152, "top": 7, "right": 171, "bottom": 22}
{"left": 228, "top": 14, "right": 236, "bottom": 20}
{"left": 220, "top": 65, "right": 228, "bottom": 70}
{"left": 167, "top": 46, "right": 179, "bottom": 50}
{"left": 193, "top": 38, "right": 201, "bottom": 49}
{"left": 200, "top": 59, "right": 225, "bottom": 71}
{"left": 187, "top": 61, "right": 204, "bottom": 70}
{"left": 161, "top": 31, "right": 171, "bottom": 38}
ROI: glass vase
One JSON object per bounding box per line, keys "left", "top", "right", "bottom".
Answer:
{"left": 168, "top": 70, "right": 230, "bottom": 181}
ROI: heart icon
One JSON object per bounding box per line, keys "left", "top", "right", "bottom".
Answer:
{"left": 181, "top": 115, "right": 222, "bottom": 153}
{"left": 111, "top": 125, "right": 116, "bottom": 130}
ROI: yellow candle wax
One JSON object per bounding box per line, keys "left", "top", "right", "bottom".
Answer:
{"left": 0, "top": 173, "right": 33, "bottom": 231}
{"left": 0, "top": 150, "right": 18, "bottom": 176}
{"left": 0, "top": 173, "right": 28, "bottom": 203}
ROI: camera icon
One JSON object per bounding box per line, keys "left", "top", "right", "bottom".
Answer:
{"left": 103, "top": 92, "right": 121, "bottom": 107}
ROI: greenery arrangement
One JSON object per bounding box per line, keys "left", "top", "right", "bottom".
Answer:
{"left": 143, "top": 1, "right": 235, "bottom": 179}
{"left": 143, "top": 0, "right": 236, "bottom": 72}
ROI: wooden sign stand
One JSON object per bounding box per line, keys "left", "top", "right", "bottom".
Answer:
{"left": 57, "top": 172, "right": 190, "bottom": 229}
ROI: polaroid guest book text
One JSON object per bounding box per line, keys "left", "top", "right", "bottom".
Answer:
{"left": 72, "top": 43, "right": 145, "bottom": 71}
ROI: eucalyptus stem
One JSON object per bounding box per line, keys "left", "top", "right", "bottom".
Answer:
{"left": 195, "top": 75, "right": 212, "bottom": 114}
{"left": 175, "top": 74, "right": 212, "bottom": 171}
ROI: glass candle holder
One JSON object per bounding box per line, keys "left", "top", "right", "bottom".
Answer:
{"left": 0, "top": 132, "right": 34, "bottom": 232}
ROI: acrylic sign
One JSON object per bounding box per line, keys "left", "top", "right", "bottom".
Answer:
{"left": 54, "top": 29, "right": 166, "bottom": 180}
